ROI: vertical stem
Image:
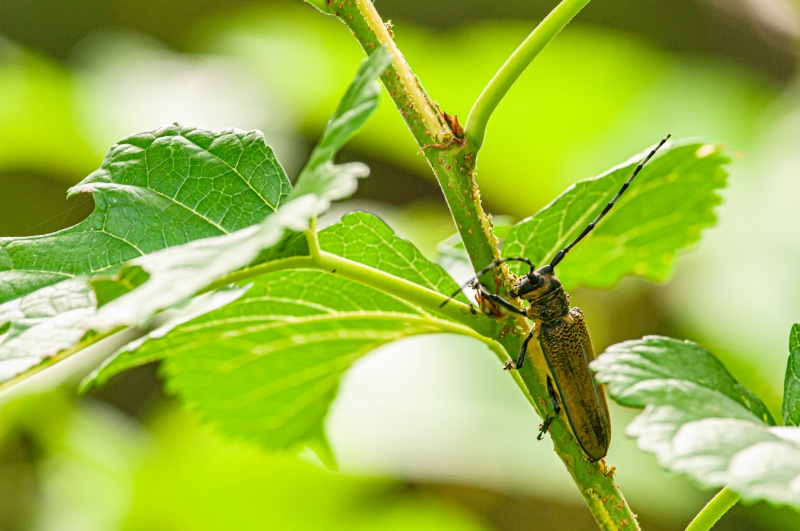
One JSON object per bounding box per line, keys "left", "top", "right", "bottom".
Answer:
{"left": 331, "top": 0, "right": 504, "bottom": 293}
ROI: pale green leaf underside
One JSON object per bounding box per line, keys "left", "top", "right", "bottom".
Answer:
{"left": 783, "top": 324, "right": 800, "bottom": 426}
{"left": 503, "top": 142, "right": 729, "bottom": 290}
{"left": 0, "top": 279, "right": 96, "bottom": 381}
{"left": 593, "top": 336, "right": 800, "bottom": 508}
{"left": 0, "top": 125, "right": 291, "bottom": 305}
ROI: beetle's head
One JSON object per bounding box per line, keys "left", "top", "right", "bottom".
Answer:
{"left": 512, "top": 265, "right": 562, "bottom": 301}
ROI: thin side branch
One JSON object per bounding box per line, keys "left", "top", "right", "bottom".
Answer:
{"left": 464, "top": 0, "right": 592, "bottom": 150}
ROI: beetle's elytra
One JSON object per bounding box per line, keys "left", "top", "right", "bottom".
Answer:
{"left": 442, "top": 135, "right": 671, "bottom": 461}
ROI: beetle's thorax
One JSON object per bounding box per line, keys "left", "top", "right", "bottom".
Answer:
{"left": 512, "top": 266, "right": 570, "bottom": 322}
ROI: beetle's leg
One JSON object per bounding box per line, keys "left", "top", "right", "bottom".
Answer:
{"left": 474, "top": 282, "right": 526, "bottom": 316}
{"left": 537, "top": 378, "right": 562, "bottom": 440}
{"left": 537, "top": 416, "right": 554, "bottom": 440}
{"left": 547, "top": 376, "right": 562, "bottom": 415}
{"left": 439, "top": 256, "right": 535, "bottom": 308}
{"left": 504, "top": 327, "right": 534, "bottom": 370}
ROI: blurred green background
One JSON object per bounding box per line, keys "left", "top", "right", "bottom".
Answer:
{"left": 2, "top": 0, "right": 800, "bottom": 529}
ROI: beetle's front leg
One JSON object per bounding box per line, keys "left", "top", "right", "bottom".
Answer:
{"left": 473, "top": 282, "right": 526, "bottom": 316}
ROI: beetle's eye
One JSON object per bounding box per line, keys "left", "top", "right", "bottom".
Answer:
{"left": 516, "top": 274, "right": 542, "bottom": 296}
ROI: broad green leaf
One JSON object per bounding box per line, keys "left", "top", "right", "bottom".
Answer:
{"left": 89, "top": 50, "right": 393, "bottom": 330}
{"left": 0, "top": 124, "right": 291, "bottom": 305}
{"left": 291, "top": 47, "right": 391, "bottom": 202}
{"left": 1, "top": 50, "right": 389, "bottom": 386}
{"left": 593, "top": 336, "right": 800, "bottom": 508}
{"left": 93, "top": 270, "right": 469, "bottom": 449}
{"left": 85, "top": 212, "right": 470, "bottom": 451}
{"left": 161, "top": 271, "right": 452, "bottom": 449}
{"left": 784, "top": 324, "right": 800, "bottom": 426}
{"left": 503, "top": 142, "right": 729, "bottom": 290}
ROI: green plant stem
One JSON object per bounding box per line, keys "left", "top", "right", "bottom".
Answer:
{"left": 464, "top": 0, "right": 592, "bottom": 150}
{"left": 685, "top": 488, "right": 740, "bottom": 531}
{"left": 327, "top": 2, "right": 640, "bottom": 529}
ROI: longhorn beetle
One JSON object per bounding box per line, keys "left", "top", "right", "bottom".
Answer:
{"left": 442, "top": 135, "right": 670, "bottom": 461}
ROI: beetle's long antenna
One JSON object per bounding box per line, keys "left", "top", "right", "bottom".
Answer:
{"left": 549, "top": 134, "right": 671, "bottom": 269}
{"left": 439, "top": 256, "right": 535, "bottom": 307}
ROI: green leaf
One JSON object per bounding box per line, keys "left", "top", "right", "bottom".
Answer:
{"left": 88, "top": 51, "right": 394, "bottom": 331}
{"left": 0, "top": 124, "right": 291, "bottom": 305}
{"left": 162, "top": 271, "right": 455, "bottom": 449}
{"left": 1, "top": 49, "right": 390, "bottom": 387}
{"left": 291, "top": 47, "right": 391, "bottom": 202}
{"left": 593, "top": 336, "right": 800, "bottom": 508}
{"left": 319, "top": 211, "right": 466, "bottom": 302}
{"left": 84, "top": 212, "right": 470, "bottom": 452}
{"left": 784, "top": 324, "right": 800, "bottom": 426}
{"left": 94, "top": 270, "right": 467, "bottom": 449}
{"left": 503, "top": 141, "right": 729, "bottom": 290}
{"left": 0, "top": 196, "right": 320, "bottom": 387}
{"left": 594, "top": 336, "right": 773, "bottom": 424}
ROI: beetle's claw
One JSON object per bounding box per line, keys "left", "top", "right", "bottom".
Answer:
{"left": 537, "top": 416, "right": 554, "bottom": 440}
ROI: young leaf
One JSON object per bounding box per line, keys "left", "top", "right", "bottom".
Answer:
{"left": 291, "top": 46, "right": 391, "bottom": 202}
{"left": 0, "top": 125, "right": 291, "bottom": 305}
{"left": 593, "top": 336, "right": 800, "bottom": 509}
{"left": 503, "top": 142, "right": 729, "bottom": 290}
{"left": 783, "top": 324, "right": 800, "bottom": 426}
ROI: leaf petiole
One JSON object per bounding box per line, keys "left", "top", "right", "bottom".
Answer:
{"left": 685, "top": 487, "right": 740, "bottom": 531}
{"left": 464, "top": 0, "right": 592, "bottom": 151}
